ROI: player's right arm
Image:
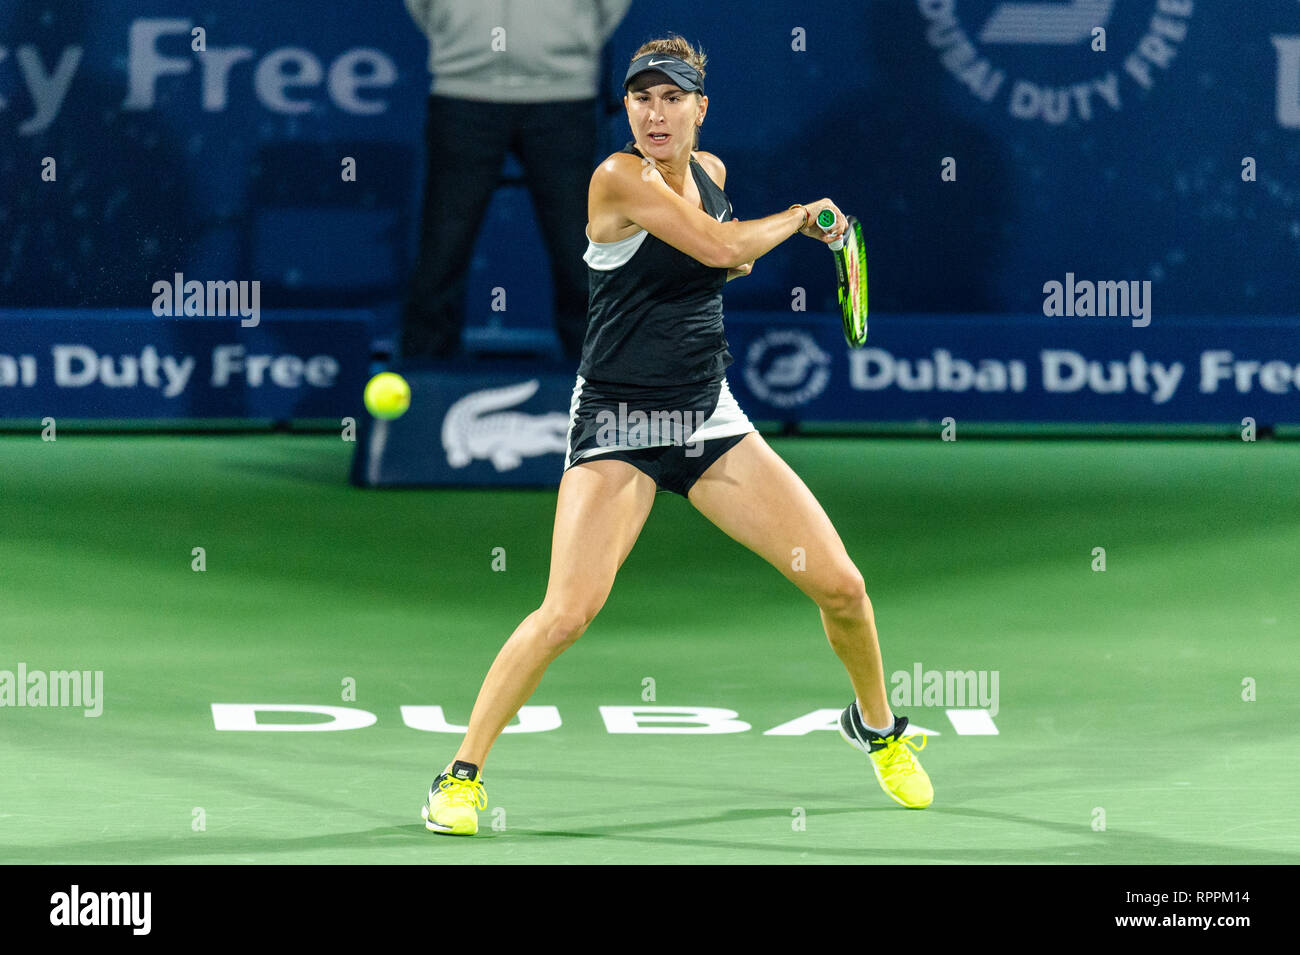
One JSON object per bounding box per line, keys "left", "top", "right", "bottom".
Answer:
{"left": 591, "top": 153, "right": 845, "bottom": 270}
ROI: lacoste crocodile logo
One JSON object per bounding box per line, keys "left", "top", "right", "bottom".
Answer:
{"left": 441, "top": 379, "right": 570, "bottom": 471}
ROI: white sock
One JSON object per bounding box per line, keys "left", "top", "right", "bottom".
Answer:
{"left": 857, "top": 700, "right": 894, "bottom": 736}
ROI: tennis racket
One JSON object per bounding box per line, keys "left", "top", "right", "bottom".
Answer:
{"left": 817, "top": 208, "right": 868, "bottom": 347}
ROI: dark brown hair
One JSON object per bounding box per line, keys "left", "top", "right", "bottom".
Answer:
{"left": 629, "top": 34, "right": 708, "bottom": 84}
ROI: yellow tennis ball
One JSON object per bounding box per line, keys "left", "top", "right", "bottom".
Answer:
{"left": 364, "top": 372, "right": 410, "bottom": 420}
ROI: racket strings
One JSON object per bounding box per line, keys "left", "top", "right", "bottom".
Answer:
{"left": 844, "top": 231, "right": 864, "bottom": 324}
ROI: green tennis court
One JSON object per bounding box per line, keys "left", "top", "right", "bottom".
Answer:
{"left": 3, "top": 432, "right": 1298, "bottom": 864}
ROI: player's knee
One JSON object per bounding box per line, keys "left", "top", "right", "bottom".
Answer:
{"left": 536, "top": 603, "right": 598, "bottom": 650}
{"left": 816, "top": 570, "right": 870, "bottom": 619}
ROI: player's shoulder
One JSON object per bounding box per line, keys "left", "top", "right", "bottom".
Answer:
{"left": 596, "top": 147, "right": 657, "bottom": 174}
{"left": 592, "top": 150, "right": 651, "bottom": 191}
{"left": 693, "top": 151, "right": 726, "bottom": 188}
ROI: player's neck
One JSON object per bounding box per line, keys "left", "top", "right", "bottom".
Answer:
{"left": 644, "top": 148, "right": 692, "bottom": 191}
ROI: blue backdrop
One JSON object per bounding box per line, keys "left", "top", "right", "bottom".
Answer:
{"left": 0, "top": 0, "right": 1294, "bottom": 320}
{"left": 2, "top": 1, "right": 1298, "bottom": 379}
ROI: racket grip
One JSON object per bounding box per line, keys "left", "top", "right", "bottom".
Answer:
{"left": 817, "top": 208, "right": 845, "bottom": 251}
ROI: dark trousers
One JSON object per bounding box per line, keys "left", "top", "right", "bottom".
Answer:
{"left": 400, "top": 95, "right": 596, "bottom": 361}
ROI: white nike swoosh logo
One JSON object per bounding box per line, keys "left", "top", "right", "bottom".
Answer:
{"left": 716, "top": 211, "right": 726, "bottom": 222}
{"left": 647, "top": 58, "right": 675, "bottom": 67}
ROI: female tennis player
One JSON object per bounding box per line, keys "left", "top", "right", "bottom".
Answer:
{"left": 423, "top": 35, "right": 932, "bottom": 835}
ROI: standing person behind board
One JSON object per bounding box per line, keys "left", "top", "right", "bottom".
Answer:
{"left": 401, "top": 0, "right": 634, "bottom": 362}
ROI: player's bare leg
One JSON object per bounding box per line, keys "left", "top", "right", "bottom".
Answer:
{"left": 686, "top": 432, "right": 892, "bottom": 729}
{"left": 451, "top": 457, "right": 657, "bottom": 768}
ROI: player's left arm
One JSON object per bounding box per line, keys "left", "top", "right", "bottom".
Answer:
{"left": 698, "top": 151, "right": 753, "bottom": 282}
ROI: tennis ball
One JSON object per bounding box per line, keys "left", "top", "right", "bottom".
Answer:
{"left": 364, "top": 372, "right": 410, "bottom": 420}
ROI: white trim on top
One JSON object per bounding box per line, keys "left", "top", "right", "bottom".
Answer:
{"left": 583, "top": 227, "right": 649, "bottom": 271}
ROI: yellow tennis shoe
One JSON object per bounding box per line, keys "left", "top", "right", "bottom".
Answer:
{"left": 838, "top": 704, "right": 933, "bottom": 809}
{"left": 422, "top": 760, "right": 487, "bottom": 835}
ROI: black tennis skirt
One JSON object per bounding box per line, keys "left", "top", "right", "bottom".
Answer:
{"left": 562, "top": 374, "right": 757, "bottom": 497}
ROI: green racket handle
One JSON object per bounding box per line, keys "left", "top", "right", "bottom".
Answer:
{"left": 817, "top": 208, "right": 845, "bottom": 251}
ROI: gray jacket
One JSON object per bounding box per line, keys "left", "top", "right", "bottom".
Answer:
{"left": 405, "top": 0, "right": 634, "bottom": 103}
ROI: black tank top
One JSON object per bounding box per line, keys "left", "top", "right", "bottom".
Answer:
{"left": 577, "top": 142, "right": 735, "bottom": 386}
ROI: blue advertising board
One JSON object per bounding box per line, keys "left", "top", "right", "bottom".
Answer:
{"left": 0, "top": 310, "right": 370, "bottom": 420}
{"left": 351, "top": 311, "right": 1300, "bottom": 489}
{"left": 725, "top": 314, "right": 1300, "bottom": 426}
